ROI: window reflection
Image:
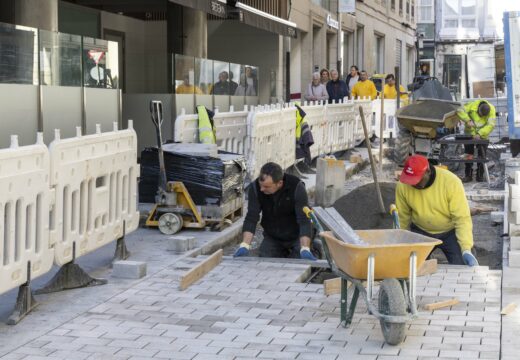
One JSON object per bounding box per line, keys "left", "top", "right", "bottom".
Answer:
{"left": 0, "top": 23, "right": 38, "bottom": 84}
{"left": 229, "top": 63, "right": 242, "bottom": 96}
{"left": 83, "top": 37, "right": 118, "bottom": 89}
{"left": 40, "top": 30, "right": 81, "bottom": 86}
{"left": 195, "top": 58, "right": 213, "bottom": 95}
{"left": 212, "top": 61, "right": 230, "bottom": 95}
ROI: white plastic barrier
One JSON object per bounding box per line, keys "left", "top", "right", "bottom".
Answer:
{"left": 0, "top": 135, "right": 54, "bottom": 295}
{"left": 246, "top": 104, "right": 296, "bottom": 179}
{"left": 49, "top": 124, "right": 140, "bottom": 266}
{"left": 174, "top": 106, "right": 249, "bottom": 154}
{"left": 327, "top": 100, "right": 357, "bottom": 153}
{"left": 300, "top": 101, "right": 329, "bottom": 158}
{"left": 372, "top": 99, "right": 398, "bottom": 139}
{"left": 353, "top": 98, "right": 374, "bottom": 144}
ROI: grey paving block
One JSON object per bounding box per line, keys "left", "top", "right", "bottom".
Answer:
{"left": 167, "top": 236, "right": 196, "bottom": 252}
{"left": 112, "top": 260, "right": 147, "bottom": 279}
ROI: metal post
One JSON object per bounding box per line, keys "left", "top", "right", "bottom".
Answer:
{"left": 395, "top": 66, "right": 401, "bottom": 109}
{"left": 379, "top": 78, "right": 385, "bottom": 171}
{"left": 367, "top": 254, "right": 375, "bottom": 301}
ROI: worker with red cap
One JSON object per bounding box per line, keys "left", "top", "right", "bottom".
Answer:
{"left": 396, "top": 155, "right": 478, "bottom": 266}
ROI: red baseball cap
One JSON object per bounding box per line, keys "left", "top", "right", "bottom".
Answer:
{"left": 400, "top": 155, "right": 429, "bottom": 185}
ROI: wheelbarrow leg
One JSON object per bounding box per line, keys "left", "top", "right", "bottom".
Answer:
{"left": 340, "top": 279, "right": 360, "bottom": 328}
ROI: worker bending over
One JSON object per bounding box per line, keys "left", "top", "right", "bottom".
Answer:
{"left": 234, "top": 162, "right": 316, "bottom": 260}
{"left": 458, "top": 100, "right": 496, "bottom": 183}
{"left": 350, "top": 70, "right": 377, "bottom": 100}
{"left": 383, "top": 74, "right": 408, "bottom": 103}
{"left": 396, "top": 155, "right": 478, "bottom": 266}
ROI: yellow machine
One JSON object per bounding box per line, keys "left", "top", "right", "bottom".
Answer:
{"left": 145, "top": 101, "right": 206, "bottom": 235}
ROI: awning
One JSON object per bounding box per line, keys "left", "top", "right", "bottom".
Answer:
{"left": 169, "top": 0, "right": 297, "bottom": 38}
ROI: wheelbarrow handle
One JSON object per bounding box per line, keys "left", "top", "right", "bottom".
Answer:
{"left": 389, "top": 204, "right": 400, "bottom": 230}
{"left": 303, "top": 206, "right": 325, "bottom": 233}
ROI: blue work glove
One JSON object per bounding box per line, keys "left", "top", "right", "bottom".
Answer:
{"left": 300, "top": 246, "right": 317, "bottom": 261}
{"left": 233, "top": 242, "right": 250, "bottom": 257}
{"left": 462, "top": 250, "right": 479, "bottom": 267}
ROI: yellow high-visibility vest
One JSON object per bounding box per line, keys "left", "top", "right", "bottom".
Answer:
{"left": 197, "top": 106, "right": 216, "bottom": 145}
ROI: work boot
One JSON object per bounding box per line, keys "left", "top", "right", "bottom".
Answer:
{"left": 461, "top": 168, "right": 473, "bottom": 183}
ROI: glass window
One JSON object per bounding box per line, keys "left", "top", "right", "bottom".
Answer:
{"left": 40, "top": 30, "right": 81, "bottom": 86}
{"left": 212, "top": 61, "right": 230, "bottom": 95}
{"left": 229, "top": 63, "right": 243, "bottom": 96}
{"left": 0, "top": 23, "right": 38, "bottom": 85}
{"left": 82, "top": 37, "right": 118, "bottom": 88}
{"left": 195, "top": 58, "right": 213, "bottom": 95}
{"left": 174, "top": 54, "right": 196, "bottom": 94}
{"left": 444, "top": 0, "right": 458, "bottom": 15}
{"left": 461, "top": 0, "right": 476, "bottom": 15}
{"left": 239, "top": 65, "right": 258, "bottom": 97}
{"left": 444, "top": 19, "right": 458, "bottom": 28}
{"left": 461, "top": 19, "right": 476, "bottom": 27}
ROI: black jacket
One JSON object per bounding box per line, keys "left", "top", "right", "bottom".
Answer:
{"left": 242, "top": 174, "right": 312, "bottom": 241}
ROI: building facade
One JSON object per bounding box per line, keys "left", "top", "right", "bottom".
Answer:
{"left": 417, "top": 0, "right": 498, "bottom": 99}
{"left": 290, "top": 0, "right": 417, "bottom": 100}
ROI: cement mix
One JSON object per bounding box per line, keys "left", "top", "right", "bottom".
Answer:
{"left": 333, "top": 182, "right": 396, "bottom": 230}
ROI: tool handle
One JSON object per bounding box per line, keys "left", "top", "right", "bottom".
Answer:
{"left": 389, "top": 203, "right": 400, "bottom": 229}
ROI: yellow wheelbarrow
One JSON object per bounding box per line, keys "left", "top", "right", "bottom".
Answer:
{"left": 304, "top": 206, "right": 442, "bottom": 345}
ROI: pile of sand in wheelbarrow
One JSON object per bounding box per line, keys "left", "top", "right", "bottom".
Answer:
{"left": 333, "top": 182, "right": 396, "bottom": 230}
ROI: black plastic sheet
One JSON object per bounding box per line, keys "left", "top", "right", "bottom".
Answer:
{"left": 139, "top": 147, "right": 246, "bottom": 205}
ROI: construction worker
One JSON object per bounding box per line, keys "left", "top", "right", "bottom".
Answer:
{"left": 350, "top": 70, "right": 377, "bottom": 100}
{"left": 295, "top": 103, "right": 314, "bottom": 167}
{"left": 396, "top": 155, "right": 478, "bottom": 266}
{"left": 458, "top": 100, "right": 496, "bottom": 183}
{"left": 383, "top": 74, "right": 408, "bottom": 103}
{"left": 234, "top": 162, "right": 316, "bottom": 260}
{"left": 196, "top": 106, "right": 216, "bottom": 144}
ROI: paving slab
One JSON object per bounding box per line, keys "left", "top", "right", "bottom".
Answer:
{"left": 0, "top": 257, "right": 501, "bottom": 359}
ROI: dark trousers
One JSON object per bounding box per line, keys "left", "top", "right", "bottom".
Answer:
{"left": 259, "top": 233, "right": 301, "bottom": 258}
{"left": 464, "top": 143, "right": 487, "bottom": 178}
{"left": 410, "top": 224, "right": 465, "bottom": 265}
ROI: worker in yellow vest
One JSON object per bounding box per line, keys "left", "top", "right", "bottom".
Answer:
{"left": 457, "top": 100, "right": 496, "bottom": 182}
{"left": 295, "top": 103, "right": 314, "bottom": 167}
{"left": 383, "top": 74, "right": 408, "bottom": 104}
{"left": 196, "top": 106, "right": 216, "bottom": 144}
{"left": 350, "top": 70, "right": 377, "bottom": 100}
{"left": 396, "top": 155, "right": 478, "bottom": 266}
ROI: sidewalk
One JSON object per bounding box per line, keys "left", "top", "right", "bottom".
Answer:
{"left": 0, "top": 256, "right": 501, "bottom": 360}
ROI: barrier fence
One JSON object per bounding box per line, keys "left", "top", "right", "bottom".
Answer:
{"left": 0, "top": 122, "right": 139, "bottom": 323}
{"left": 174, "top": 98, "right": 374, "bottom": 179}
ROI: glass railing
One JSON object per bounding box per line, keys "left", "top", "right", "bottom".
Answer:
{"left": 173, "top": 54, "right": 259, "bottom": 98}
{"left": 0, "top": 21, "right": 118, "bottom": 88}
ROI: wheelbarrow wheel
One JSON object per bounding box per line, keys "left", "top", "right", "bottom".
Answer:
{"left": 378, "top": 278, "right": 407, "bottom": 345}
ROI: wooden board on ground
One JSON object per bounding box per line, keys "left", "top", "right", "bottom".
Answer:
{"left": 179, "top": 249, "right": 223, "bottom": 290}
{"left": 501, "top": 303, "right": 517, "bottom": 315}
{"left": 423, "top": 298, "right": 459, "bottom": 311}
{"left": 417, "top": 259, "right": 437, "bottom": 276}
{"left": 323, "top": 277, "right": 351, "bottom": 295}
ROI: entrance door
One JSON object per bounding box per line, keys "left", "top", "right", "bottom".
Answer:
{"left": 103, "top": 29, "right": 125, "bottom": 92}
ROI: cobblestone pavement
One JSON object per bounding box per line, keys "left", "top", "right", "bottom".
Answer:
{"left": 0, "top": 256, "right": 502, "bottom": 360}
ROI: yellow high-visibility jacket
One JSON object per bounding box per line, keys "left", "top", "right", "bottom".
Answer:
{"left": 457, "top": 100, "right": 496, "bottom": 139}
{"left": 396, "top": 167, "right": 473, "bottom": 251}
{"left": 383, "top": 84, "right": 408, "bottom": 101}
{"left": 351, "top": 80, "right": 377, "bottom": 100}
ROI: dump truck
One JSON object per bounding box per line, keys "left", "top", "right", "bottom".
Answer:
{"left": 392, "top": 77, "right": 462, "bottom": 166}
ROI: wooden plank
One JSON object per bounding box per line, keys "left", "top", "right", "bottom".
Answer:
{"left": 423, "top": 298, "right": 459, "bottom": 311}
{"left": 323, "top": 277, "right": 351, "bottom": 295}
{"left": 417, "top": 259, "right": 437, "bottom": 277}
{"left": 179, "top": 249, "right": 223, "bottom": 290}
{"left": 501, "top": 303, "right": 517, "bottom": 315}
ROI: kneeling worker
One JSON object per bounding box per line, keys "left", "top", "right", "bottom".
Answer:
{"left": 234, "top": 162, "right": 316, "bottom": 260}
{"left": 396, "top": 155, "right": 478, "bottom": 266}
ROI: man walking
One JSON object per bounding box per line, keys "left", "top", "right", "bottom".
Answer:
{"left": 234, "top": 162, "right": 316, "bottom": 260}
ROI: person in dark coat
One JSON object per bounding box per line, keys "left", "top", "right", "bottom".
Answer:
{"left": 326, "top": 69, "right": 349, "bottom": 103}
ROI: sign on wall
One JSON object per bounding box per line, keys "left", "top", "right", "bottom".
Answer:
{"left": 339, "top": 0, "right": 356, "bottom": 13}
